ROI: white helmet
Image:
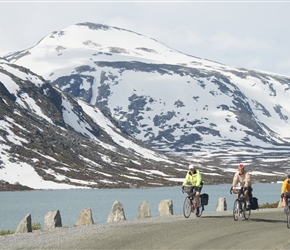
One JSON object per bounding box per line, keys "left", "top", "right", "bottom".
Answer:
{"left": 188, "top": 164, "right": 195, "bottom": 170}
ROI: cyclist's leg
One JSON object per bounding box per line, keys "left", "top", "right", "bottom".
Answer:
{"left": 283, "top": 194, "right": 288, "bottom": 213}
{"left": 196, "top": 192, "right": 200, "bottom": 206}
{"left": 236, "top": 187, "right": 241, "bottom": 199}
{"left": 244, "top": 188, "right": 249, "bottom": 200}
{"left": 249, "top": 186, "right": 253, "bottom": 198}
{"left": 285, "top": 192, "right": 290, "bottom": 208}
{"left": 195, "top": 186, "right": 202, "bottom": 206}
{"left": 244, "top": 187, "right": 251, "bottom": 209}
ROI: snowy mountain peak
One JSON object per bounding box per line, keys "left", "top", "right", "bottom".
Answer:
{"left": 3, "top": 22, "right": 290, "bottom": 185}
{"left": 6, "top": 22, "right": 230, "bottom": 78}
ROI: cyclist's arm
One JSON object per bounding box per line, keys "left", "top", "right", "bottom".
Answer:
{"left": 196, "top": 170, "right": 202, "bottom": 186}
{"left": 182, "top": 172, "right": 191, "bottom": 186}
{"left": 232, "top": 172, "right": 238, "bottom": 187}
{"left": 281, "top": 179, "right": 288, "bottom": 195}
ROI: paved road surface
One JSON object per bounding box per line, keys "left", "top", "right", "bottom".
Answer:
{"left": 1, "top": 208, "right": 290, "bottom": 249}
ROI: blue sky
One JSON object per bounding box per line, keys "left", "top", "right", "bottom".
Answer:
{"left": 1, "top": 1, "right": 290, "bottom": 76}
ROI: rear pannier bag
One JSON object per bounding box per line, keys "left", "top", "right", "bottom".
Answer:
{"left": 250, "top": 197, "right": 259, "bottom": 210}
{"left": 201, "top": 193, "right": 209, "bottom": 206}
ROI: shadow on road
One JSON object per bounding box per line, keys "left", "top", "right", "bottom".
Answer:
{"left": 249, "top": 218, "right": 285, "bottom": 223}
{"left": 199, "top": 214, "right": 285, "bottom": 224}
{"left": 199, "top": 215, "right": 233, "bottom": 219}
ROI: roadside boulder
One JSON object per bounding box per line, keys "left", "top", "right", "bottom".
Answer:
{"left": 75, "top": 208, "right": 94, "bottom": 226}
{"left": 15, "top": 213, "right": 32, "bottom": 234}
{"left": 158, "top": 199, "right": 173, "bottom": 216}
{"left": 216, "top": 197, "right": 227, "bottom": 211}
{"left": 107, "top": 200, "right": 126, "bottom": 223}
{"left": 44, "top": 210, "right": 62, "bottom": 230}
{"left": 138, "top": 200, "right": 151, "bottom": 219}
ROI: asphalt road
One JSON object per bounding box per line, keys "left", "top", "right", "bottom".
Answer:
{"left": 1, "top": 208, "right": 290, "bottom": 249}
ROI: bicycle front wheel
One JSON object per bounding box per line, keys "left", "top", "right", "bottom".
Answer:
{"left": 183, "top": 196, "right": 192, "bottom": 218}
{"left": 287, "top": 208, "right": 290, "bottom": 228}
{"left": 233, "top": 199, "right": 239, "bottom": 221}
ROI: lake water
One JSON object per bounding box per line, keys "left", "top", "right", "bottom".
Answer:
{"left": 0, "top": 183, "right": 282, "bottom": 230}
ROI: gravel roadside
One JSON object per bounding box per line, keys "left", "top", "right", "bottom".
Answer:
{"left": 1, "top": 208, "right": 289, "bottom": 249}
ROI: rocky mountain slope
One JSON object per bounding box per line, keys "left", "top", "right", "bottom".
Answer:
{"left": 0, "top": 58, "right": 191, "bottom": 190}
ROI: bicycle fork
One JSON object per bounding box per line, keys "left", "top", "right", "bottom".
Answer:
{"left": 236, "top": 201, "right": 243, "bottom": 215}
{"left": 190, "top": 197, "right": 195, "bottom": 212}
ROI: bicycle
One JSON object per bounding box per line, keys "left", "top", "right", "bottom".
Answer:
{"left": 282, "top": 192, "right": 290, "bottom": 229}
{"left": 230, "top": 186, "right": 251, "bottom": 221}
{"left": 182, "top": 185, "right": 204, "bottom": 218}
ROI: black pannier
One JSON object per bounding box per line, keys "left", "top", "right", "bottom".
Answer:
{"left": 201, "top": 193, "right": 209, "bottom": 206}
{"left": 250, "top": 197, "right": 259, "bottom": 210}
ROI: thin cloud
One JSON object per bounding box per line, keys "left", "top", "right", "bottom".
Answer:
{"left": 210, "top": 31, "right": 269, "bottom": 51}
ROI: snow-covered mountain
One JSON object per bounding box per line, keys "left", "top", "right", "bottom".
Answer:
{"left": 7, "top": 23, "right": 290, "bottom": 152}
{"left": 0, "top": 58, "right": 193, "bottom": 190}
{"left": 2, "top": 22, "right": 290, "bottom": 188}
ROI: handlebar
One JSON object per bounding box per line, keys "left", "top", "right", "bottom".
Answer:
{"left": 230, "top": 186, "right": 243, "bottom": 195}
{"left": 182, "top": 185, "right": 198, "bottom": 196}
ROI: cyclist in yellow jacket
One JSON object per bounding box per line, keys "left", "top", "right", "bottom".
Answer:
{"left": 182, "top": 164, "right": 203, "bottom": 212}
{"left": 281, "top": 173, "right": 290, "bottom": 210}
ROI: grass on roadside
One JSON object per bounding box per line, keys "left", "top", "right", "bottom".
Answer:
{"left": 0, "top": 222, "right": 42, "bottom": 236}
{"left": 32, "top": 222, "right": 41, "bottom": 230}
{"left": 259, "top": 201, "right": 279, "bottom": 209}
{"left": 0, "top": 230, "right": 14, "bottom": 236}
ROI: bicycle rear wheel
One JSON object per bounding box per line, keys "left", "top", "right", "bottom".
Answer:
{"left": 183, "top": 196, "right": 192, "bottom": 218}
{"left": 233, "top": 199, "right": 239, "bottom": 221}
{"left": 243, "top": 201, "right": 251, "bottom": 220}
{"left": 195, "top": 205, "right": 203, "bottom": 217}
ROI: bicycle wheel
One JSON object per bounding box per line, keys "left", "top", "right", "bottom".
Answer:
{"left": 195, "top": 205, "right": 203, "bottom": 217}
{"left": 233, "top": 199, "right": 239, "bottom": 221}
{"left": 287, "top": 208, "right": 290, "bottom": 228}
{"left": 183, "top": 196, "right": 192, "bottom": 218}
{"left": 243, "top": 201, "right": 251, "bottom": 220}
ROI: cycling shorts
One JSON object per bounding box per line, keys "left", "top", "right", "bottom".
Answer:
{"left": 191, "top": 186, "right": 202, "bottom": 193}
{"left": 243, "top": 186, "right": 252, "bottom": 196}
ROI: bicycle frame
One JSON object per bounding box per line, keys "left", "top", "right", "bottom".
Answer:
{"left": 285, "top": 197, "right": 290, "bottom": 228}
{"left": 230, "top": 187, "right": 251, "bottom": 221}
{"left": 183, "top": 187, "right": 204, "bottom": 218}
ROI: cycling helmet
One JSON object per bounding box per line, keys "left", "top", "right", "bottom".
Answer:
{"left": 188, "top": 164, "right": 195, "bottom": 170}
{"left": 238, "top": 164, "right": 244, "bottom": 169}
